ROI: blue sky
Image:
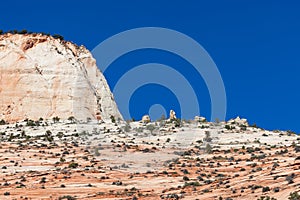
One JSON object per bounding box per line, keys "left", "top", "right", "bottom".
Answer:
{"left": 1, "top": 1, "right": 299, "bottom": 132}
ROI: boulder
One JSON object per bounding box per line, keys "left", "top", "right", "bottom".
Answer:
{"left": 195, "top": 116, "right": 207, "bottom": 122}
{"left": 141, "top": 115, "right": 151, "bottom": 123}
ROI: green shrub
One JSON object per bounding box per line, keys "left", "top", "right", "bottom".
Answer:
{"left": 68, "top": 162, "right": 78, "bottom": 168}
{"left": 262, "top": 186, "right": 270, "bottom": 192}
{"left": 204, "top": 131, "right": 212, "bottom": 142}
{"left": 0, "top": 119, "right": 6, "bottom": 125}
{"left": 52, "top": 116, "right": 60, "bottom": 123}
{"left": 257, "top": 196, "right": 277, "bottom": 200}
{"left": 110, "top": 115, "right": 115, "bottom": 123}
{"left": 19, "top": 29, "right": 28, "bottom": 34}
{"left": 68, "top": 116, "right": 76, "bottom": 123}
{"left": 53, "top": 34, "right": 64, "bottom": 40}
{"left": 170, "top": 118, "right": 181, "bottom": 127}
{"left": 184, "top": 181, "right": 200, "bottom": 187}
{"left": 146, "top": 124, "right": 155, "bottom": 134}
{"left": 205, "top": 143, "right": 212, "bottom": 154}
{"left": 26, "top": 119, "right": 37, "bottom": 126}
{"left": 4, "top": 192, "right": 10, "bottom": 196}
{"left": 289, "top": 192, "right": 300, "bottom": 200}
{"left": 58, "top": 196, "right": 76, "bottom": 200}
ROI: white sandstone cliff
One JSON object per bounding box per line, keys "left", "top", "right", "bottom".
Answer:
{"left": 0, "top": 33, "right": 122, "bottom": 122}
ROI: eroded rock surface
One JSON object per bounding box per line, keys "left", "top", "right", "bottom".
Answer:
{"left": 0, "top": 33, "right": 122, "bottom": 122}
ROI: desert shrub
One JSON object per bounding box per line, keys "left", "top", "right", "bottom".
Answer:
{"left": 251, "top": 185, "right": 262, "bottom": 190}
{"left": 289, "top": 192, "right": 300, "bottom": 200}
{"left": 246, "top": 147, "right": 255, "bottom": 153}
{"left": 19, "top": 29, "right": 27, "bottom": 34}
{"left": 124, "top": 123, "right": 131, "bottom": 132}
{"left": 58, "top": 196, "right": 76, "bottom": 200}
{"left": 287, "top": 130, "right": 296, "bottom": 136}
{"left": 275, "top": 148, "right": 288, "bottom": 155}
{"left": 0, "top": 119, "right": 6, "bottom": 125}
{"left": 257, "top": 196, "right": 277, "bottom": 200}
{"left": 204, "top": 131, "right": 212, "bottom": 142}
{"left": 159, "top": 114, "right": 166, "bottom": 121}
{"left": 225, "top": 124, "right": 235, "bottom": 130}
{"left": 204, "top": 179, "right": 213, "bottom": 184}
{"left": 146, "top": 124, "right": 155, "bottom": 134}
{"left": 53, "top": 34, "right": 64, "bottom": 40}
{"left": 112, "top": 180, "right": 122, "bottom": 185}
{"left": 26, "top": 119, "right": 37, "bottom": 126}
{"left": 286, "top": 173, "right": 295, "bottom": 184}
{"left": 94, "top": 147, "right": 100, "bottom": 156}
{"left": 40, "top": 177, "right": 46, "bottom": 184}
{"left": 251, "top": 123, "right": 258, "bottom": 128}
{"left": 254, "top": 139, "right": 260, "bottom": 143}
{"left": 202, "top": 188, "right": 210, "bottom": 193}
{"left": 172, "top": 118, "right": 181, "bottom": 127}
{"left": 68, "top": 116, "right": 76, "bottom": 123}
{"left": 52, "top": 116, "right": 60, "bottom": 123}
{"left": 184, "top": 181, "right": 200, "bottom": 187}
{"left": 262, "top": 186, "right": 270, "bottom": 192}
{"left": 240, "top": 125, "right": 247, "bottom": 131}
{"left": 4, "top": 192, "right": 10, "bottom": 196}
{"left": 205, "top": 143, "right": 212, "bottom": 154}
{"left": 273, "top": 161, "right": 280, "bottom": 166}
{"left": 57, "top": 132, "right": 64, "bottom": 139}
{"left": 68, "top": 162, "right": 78, "bottom": 168}
{"left": 162, "top": 170, "right": 168, "bottom": 175}
{"left": 110, "top": 115, "right": 116, "bottom": 123}
{"left": 132, "top": 196, "right": 138, "bottom": 200}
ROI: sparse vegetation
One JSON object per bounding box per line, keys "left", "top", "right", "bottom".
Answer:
{"left": 257, "top": 196, "right": 277, "bottom": 200}
{"left": 68, "top": 162, "right": 78, "bottom": 168}
{"left": 225, "top": 124, "right": 235, "bottom": 130}
{"left": 52, "top": 34, "right": 64, "bottom": 40}
{"left": 289, "top": 192, "right": 300, "bottom": 200}
{"left": 170, "top": 118, "right": 181, "bottom": 127}
{"left": 52, "top": 116, "right": 60, "bottom": 123}
{"left": 123, "top": 123, "right": 131, "bottom": 132}
{"left": 204, "top": 131, "right": 212, "bottom": 142}
{"left": 110, "top": 115, "right": 116, "bottom": 123}
{"left": 58, "top": 195, "right": 76, "bottom": 200}
{"left": 205, "top": 143, "right": 212, "bottom": 154}
{"left": 4, "top": 192, "right": 10, "bottom": 196}
{"left": 146, "top": 124, "right": 155, "bottom": 134}
{"left": 0, "top": 109, "right": 298, "bottom": 199}
{"left": 68, "top": 116, "right": 76, "bottom": 123}
{"left": 286, "top": 173, "right": 295, "bottom": 184}
{"left": 0, "top": 119, "right": 6, "bottom": 125}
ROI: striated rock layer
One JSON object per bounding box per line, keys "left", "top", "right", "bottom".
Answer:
{"left": 0, "top": 33, "right": 122, "bottom": 122}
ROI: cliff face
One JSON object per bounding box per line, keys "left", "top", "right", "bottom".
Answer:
{"left": 0, "top": 33, "right": 122, "bottom": 122}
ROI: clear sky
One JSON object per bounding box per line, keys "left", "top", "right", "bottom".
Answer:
{"left": 1, "top": 1, "right": 299, "bottom": 132}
